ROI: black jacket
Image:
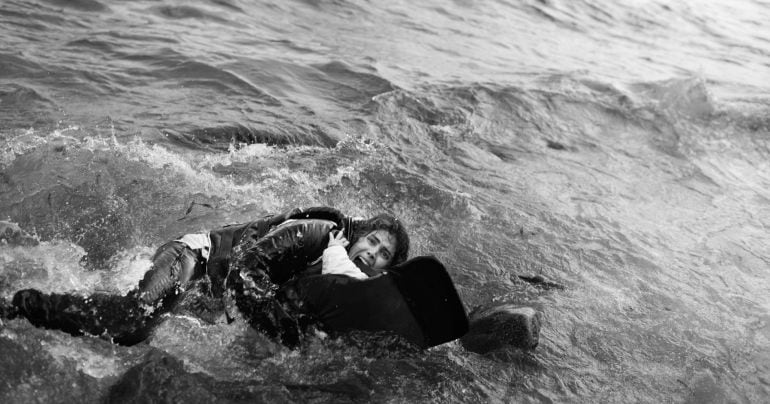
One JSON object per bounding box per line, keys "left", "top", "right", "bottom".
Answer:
{"left": 205, "top": 207, "right": 351, "bottom": 295}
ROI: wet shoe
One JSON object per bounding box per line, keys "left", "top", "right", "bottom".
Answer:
{"left": 11, "top": 289, "right": 49, "bottom": 325}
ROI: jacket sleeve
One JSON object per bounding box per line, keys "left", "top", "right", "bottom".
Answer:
{"left": 232, "top": 218, "right": 339, "bottom": 286}
{"left": 321, "top": 245, "right": 368, "bottom": 279}
{"left": 285, "top": 206, "right": 345, "bottom": 225}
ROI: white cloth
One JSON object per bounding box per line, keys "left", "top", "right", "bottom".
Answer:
{"left": 175, "top": 232, "right": 211, "bottom": 260}
{"left": 321, "top": 245, "right": 367, "bottom": 279}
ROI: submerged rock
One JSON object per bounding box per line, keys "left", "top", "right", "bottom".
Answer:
{"left": 460, "top": 304, "right": 542, "bottom": 354}
{"left": 517, "top": 273, "right": 565, "bottom": 290}
{"left": 0, "top": 319, "right": 150, "bottom": 403}
{"left": 0, "top": 221, "right": 38, "bottom": 246}
{"left": 107, "top": 351, "right": 222, "bottom": 403}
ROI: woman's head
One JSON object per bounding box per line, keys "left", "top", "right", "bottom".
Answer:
{"left": 348, "top": 213, "right": 410, "bottom": 270}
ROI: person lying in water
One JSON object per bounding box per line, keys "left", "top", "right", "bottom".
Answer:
{"left": 3, "top": 207, "right": 469, "bottom": 349}
{"left": 135, "top": 207, "right": 408, "bottom": 306}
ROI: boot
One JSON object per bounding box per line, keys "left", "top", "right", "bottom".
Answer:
{"left": 12, "top": 289, "right": 50, "bottom": 327}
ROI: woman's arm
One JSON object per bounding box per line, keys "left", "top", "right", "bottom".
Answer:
{"left": 322, "top": 245, "right": 368, "bottom": 279}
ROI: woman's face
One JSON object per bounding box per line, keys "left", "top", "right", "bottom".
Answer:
{"left": 347, "top": 230, "right": 396, "bottom": 271}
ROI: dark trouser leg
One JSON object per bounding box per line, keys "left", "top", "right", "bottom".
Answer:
{"left": 11, "top": 241, "right": 204, "bottom": 345}
{"left": 137, "top": 241, "right": 204, "bottom": 305}
{"left": 12, "top": 289, "right": 156, "bottom": 345}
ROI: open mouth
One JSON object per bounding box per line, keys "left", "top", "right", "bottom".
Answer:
{"left": 355, "top": 256, "right": 370, "bottom": 267}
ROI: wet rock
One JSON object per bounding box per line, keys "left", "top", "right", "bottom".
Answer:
{"left": 0, "top": 327, "right": 98, "bottom": 403}
{"left": 0, "top": 319, "right": 148, "bottom": 403}
{"left": 546, "top": 140, "right": 566, "bottom": 150}
{"left": 284, "top": 372, "right": 375, "bottom": 403}
{"left": 4, "top": 183, "right": 134, "bottom": 269}
{"left": 682, "top": 369, "right": 735, "bottom": 404}
{"left": 0, "top": 221, "right": 39, "bottom": 246}
{"left": 517, "top": 273, "right": 565, "bottom": 290}
{"left": 107, "top": 351, "right": 220, "bottom": 403}
{"left": 108, "top": 350, "right": 294, "bottom": 403}
{"left": 460, "top": 304, "right": 541, "bottom": 354}
{"left": 0, "top": 297, "right": 18, "bottom": 325}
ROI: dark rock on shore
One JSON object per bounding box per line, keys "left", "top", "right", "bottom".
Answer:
{"left": 461, "top": 304, "right": 542, "bottom": 354}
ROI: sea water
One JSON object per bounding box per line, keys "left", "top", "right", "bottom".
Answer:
{"left": 1, "top": 0, "right": 769, "bottom": 402}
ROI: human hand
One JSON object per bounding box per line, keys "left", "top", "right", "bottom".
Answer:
{"left": 328, "top": 229, "right": 349, "bottom": 248}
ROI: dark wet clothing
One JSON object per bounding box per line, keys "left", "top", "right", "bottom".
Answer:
{"left": 284, "top": 256, "right": 470, "bottom": 348}
{"left": 137, "top": 206, "right": 347, "bottom": 303}
{"left": 137, "top": 241, "right": 206, "bottom": 305}
{"left": 10, "top": 208, "right": 469, "bottom": 349}
{"left": 11, "top": 209, "right": 353, "bottom": 346}
{"left": 11, "top": 290, "right": 156, "bottom": 345}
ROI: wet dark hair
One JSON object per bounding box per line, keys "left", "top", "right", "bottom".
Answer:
{"left": 349, "top": 213, "right": 410, "bottom": 266}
